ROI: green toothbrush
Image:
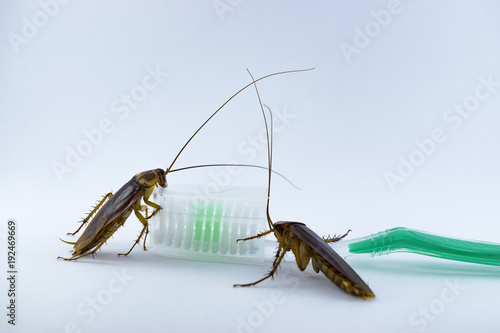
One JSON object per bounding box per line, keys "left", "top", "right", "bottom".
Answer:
{"left": 330, "top": 226, "right": 500, "bottom": 266}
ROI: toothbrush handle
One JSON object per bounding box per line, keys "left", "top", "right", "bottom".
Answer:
{"left": 345, "top": 227, "right": 500, "bottom": 266}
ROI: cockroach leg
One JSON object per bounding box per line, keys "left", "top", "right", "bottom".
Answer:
{"left": 323, "top": 229, "right": 351, "bottom": 243}
{"left": 143, "top": 186, "right": 162, "bottom": 219}
{"left": 144, "top": 201, "right": 161, "bottom": 219}
{"left": 236, "top": 229, "right": 273, "bottom": 242}
{"left": 234, "top": 236, "right": 293, "bottom": 287}
{"left": 67, "top": 193, "right": 113, "bottom": 236}
{"left": 119, "top": 206, "right": 149, "bottom": 256}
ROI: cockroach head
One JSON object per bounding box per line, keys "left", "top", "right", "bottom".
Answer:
{"left": 274, "top": 221, "right": 306, "bottom": 232}
{"left": 135, "top": 169, "right": 167, "bottom": 188}
{"left": 155, "top": 168, "right": 167, "bottom": 188}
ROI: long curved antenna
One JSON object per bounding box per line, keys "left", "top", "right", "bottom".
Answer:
{"left": 165, "top": 68, "right": 314, "bottom": 173}
{"left": 246, "top": 69, "right": 274, "bottom": 230}
{"left": 168, "top": 163, "right": 300, "bottom": 190}
{"left": 264, "top": 104, "right": 274, "bottom": 230}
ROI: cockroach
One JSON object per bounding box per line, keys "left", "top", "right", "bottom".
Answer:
{"left": 58, "top": 68, "right": 314, "bottom": 261}
{"left": 233, "top": 72, "right": 375, "bottom": 299}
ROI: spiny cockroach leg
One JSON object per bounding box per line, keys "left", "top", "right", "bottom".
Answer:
{"left": 118, "top": 207, "right": 149, "bottom": 256}
{"left": 323, "top": 229, "right": 351, "bottom": 243}
{"left": 236, "top": 229, "right": 273, "bottom": 243}
{"left": 234, "top": 243, "right": 289, "bottom": 287}
{"left": 67, "top": 193, "right": 113, "bottom": 236}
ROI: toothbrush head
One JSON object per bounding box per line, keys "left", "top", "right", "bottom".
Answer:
{"left": 149, "top": 184, "right": 268, "bottom": 265}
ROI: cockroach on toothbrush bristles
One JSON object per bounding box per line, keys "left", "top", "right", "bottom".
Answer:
{"left": 57, "top": 68, "right": 314, "bottom": 261}
{"left": 233, "top": 71, "right": 375, "bottom": 299}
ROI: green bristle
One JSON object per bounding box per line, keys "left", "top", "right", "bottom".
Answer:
{"left": 194, "top": 200, "right": 204, "bottom": 241}
{"left": 212, "top": 201, "right": 223, "bottom": 243}
{"left": 204, "top": 201, "right": 214, "bottom": 242}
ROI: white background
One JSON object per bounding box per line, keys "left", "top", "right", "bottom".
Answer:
{"left": 1, "top": 1, "right": 500, "bottom": 332}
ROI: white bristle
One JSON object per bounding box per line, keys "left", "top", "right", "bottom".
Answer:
{"left": 149, "top": 184, "right": 268, "bottom": 265}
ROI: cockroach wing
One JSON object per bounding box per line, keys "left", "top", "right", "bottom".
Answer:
{"left": 76, "top": 178, "right": 146, "bottom": 248}
{"left": 289, "top": 223, "right": 375, "bottom": 298}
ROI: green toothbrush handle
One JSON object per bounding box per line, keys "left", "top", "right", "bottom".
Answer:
{"left": 347, "top": 227, "right": 500, "bottom": 266}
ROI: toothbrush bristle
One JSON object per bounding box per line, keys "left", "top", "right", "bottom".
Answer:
{"left": 150, "top": 185, "right": 267, "bottom": 264}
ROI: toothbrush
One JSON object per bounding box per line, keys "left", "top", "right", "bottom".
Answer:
{"left": 149, "top": 185, "right": 500, "bottom": 267}
{"left": 330, "top": 227, "right": 500, "bottom": 266}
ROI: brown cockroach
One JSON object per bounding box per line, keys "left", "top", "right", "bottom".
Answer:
{"left": 233, "top": 72, "right": 375, "bottom": 299}
{"left": 58, "top": 68, "right": 314, "bottom": 261}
